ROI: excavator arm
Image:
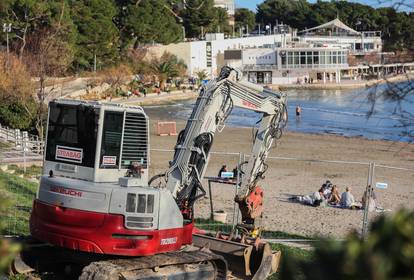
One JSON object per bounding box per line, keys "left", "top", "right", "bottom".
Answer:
{"left": 161, "top": 66, "right": 287, "bottom": 227}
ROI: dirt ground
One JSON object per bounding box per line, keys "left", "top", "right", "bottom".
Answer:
{"left": 148, "top": 119, "right": 414, "bottom": 238}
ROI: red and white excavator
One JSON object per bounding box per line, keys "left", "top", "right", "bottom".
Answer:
{"left": 16, "top": 67, "right": 287, "bottom": 280}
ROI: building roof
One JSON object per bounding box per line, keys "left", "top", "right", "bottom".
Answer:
{"left": 300, "top": 18, "right": 360, "bottom": 36}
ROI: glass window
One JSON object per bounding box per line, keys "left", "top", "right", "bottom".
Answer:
{"left": 45, "top": 102, "right": 99, "bottom": 168}
{"left": 294, "top": 52, "right": 300, "bottom": 66}
{"left": 313, "top": 52, "right": 319, "bottom": 65}
{"left": 137, "top": 194, "right": 146, "bottom": 213}
{"left": 300, "top": 52, "right": 306, "bottom": 65}
{"left": 333, "top": 51, "right": 337, "bottom": 64}
{"left": 147, "top": 195, "right": 155, "bottom": 213}
{"left": 100, "top": 111, "right": 123, "bottom": 168}
{"left": 307, "top": 52, "right": 313, "bottom": 66}
{"left": 126, "top": 193, "right": 137, "bottom": 213}
{"left": 320, "top": 51, "right": 326, "bottom": 65}
{"left": 288, "top": 52, "right": 293, "bottom": 65}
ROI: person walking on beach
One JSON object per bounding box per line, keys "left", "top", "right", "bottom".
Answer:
{"left": 296, "top": 105, "right": 302, "bottom": 117}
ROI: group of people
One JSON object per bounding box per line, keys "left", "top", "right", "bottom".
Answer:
{"left": 290, "top": 180, "right": 377, "bottom": 210}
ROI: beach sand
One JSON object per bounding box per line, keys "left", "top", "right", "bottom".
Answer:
{"left": 147, "top": 118, "right": 414, "bottom": 238}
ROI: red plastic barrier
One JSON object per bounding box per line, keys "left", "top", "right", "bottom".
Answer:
{"left": 156, "top": 121, "right": 178, "bottom": 136}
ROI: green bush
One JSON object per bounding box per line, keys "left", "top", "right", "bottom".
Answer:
{"left": 281, "top": 209, "right": 414, "bottom": 280}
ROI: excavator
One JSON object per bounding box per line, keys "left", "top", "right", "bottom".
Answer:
{"left": 13, "top": 66, "right": 287, "bottom": 280}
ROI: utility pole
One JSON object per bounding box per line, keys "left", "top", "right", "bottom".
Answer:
{"left": 182, "top": 26, "right": 186, "bottom": 41}
{"left": 93, "top": 53, "right": 97, "bottom": 72}
{"left": 3, "top": 23, "right": 12, "bottom": 69}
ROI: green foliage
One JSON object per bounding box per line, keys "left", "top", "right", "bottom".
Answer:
{"left": 0, "top": 52, "right": 37, "bottom": 132}
{"left": 281, "top": 209, "right": 414, "bottom": 280}
{"left": 7, "top": 165, "right": 42, "bottom": 179}
{"left": 269, "top": 243, "right": 313, "bottom": 280}
{"left": 0, "top": 170, "right": 38, "bottom": 236}
{"left": 0, "top": 100, "right": 37, "bottom": 131}
{"left": 257, "top": 0, "right": 311, "bottom": 30}
{"left": 256, "top": 0, "right": 414, "bottom": 51}
{"left": 0, "top": 180, "right": 22, "bottom": 274}
{"left": 235, "top": 8, "right": 256, "bottom": 31}
{"left": 1, "top": 0, "right": 412, "bottom": 72}
{"left": 195, "top": 70, "right": 208, "bottom": 83}
{"left": 70, "top": 0, "right": 119, "bottom": 70}
{"left": 209, "top": 7, "right": 231, "bottom": 35}
{"left": 181, "top": 0, "right": 217, "bottom": 38}
{"left": 116, "top": 0, "right": 183, "bottom": 49}
{"left": 150, "top": 52, "right": 187, "bottom": 90}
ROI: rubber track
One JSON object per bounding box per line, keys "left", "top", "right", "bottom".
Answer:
{"left": 79, "top": 249, "right": 227, "bottom": 280}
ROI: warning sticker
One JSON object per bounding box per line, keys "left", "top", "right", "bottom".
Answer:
{"left": 102, "top": 156, "right": 117, "bottom": 166}
{"left": 55, "top": 145, "right": 83, "bottom": 163}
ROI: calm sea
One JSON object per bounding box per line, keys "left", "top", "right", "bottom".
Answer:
{"left": 144, "top": 81, "right": 414, "bottom": 142}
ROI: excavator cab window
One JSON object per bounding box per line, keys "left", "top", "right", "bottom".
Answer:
{"left": 100, "top": 111, "right": 123, "bottom": 168}
{"left": 45, "top": 102, "right": 98, "bottom": 168}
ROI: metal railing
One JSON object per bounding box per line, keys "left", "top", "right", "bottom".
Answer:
{"left": 1, "top": 143, "right": 413, "bottom": 239}
{"left": 0, "top": 124, "right": 44, "bottom": 165}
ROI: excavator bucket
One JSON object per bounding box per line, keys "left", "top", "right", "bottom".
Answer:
{"left": 192, "top": 234, "right": 281, "bottom": 280}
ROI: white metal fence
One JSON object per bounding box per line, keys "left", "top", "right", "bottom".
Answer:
{"left": 150, "top": 148, "right": 414, "bottom": 239}
{"left": 0, "top": 124, "right": 44, "bottom": 165}
{"left": 1, "top": 140, "right": 413, "bottom": 240}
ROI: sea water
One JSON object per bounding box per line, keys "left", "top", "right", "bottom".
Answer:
{"left": 144, "top": 81, "right": 414, "bottom": 142}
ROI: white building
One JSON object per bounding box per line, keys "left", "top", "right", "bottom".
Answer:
{"left": 298, "top": 18, "right": 382, "bottom": 53}
{"left": 146, "top": 18, "right": 385, "bottom": 84}
{"left": 238, "top": 47, "right": 349, "bottom": 84}
{"left": 147, "top": 33, "right": 290, "bottom": 77}
{"left": 214, "top": 0, "right": 235, "bottom": 16}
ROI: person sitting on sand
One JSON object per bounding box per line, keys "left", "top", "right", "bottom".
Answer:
{"left": 340, "top": 187, "right": 354, "bottom": 208}
{"left": 340, "top": 187, "right": 362, "bottom": 209}
{"left": 328, "top": 185, "right": 341, "bottom": 205}
{"left": 321, "top": 181, "right": 332, "bottom": 199}
{"left": 218, "top": 165, "right": 227, "bottom": 177}
{"left": 362, "top": 186, "right": 377, "bottom": 212}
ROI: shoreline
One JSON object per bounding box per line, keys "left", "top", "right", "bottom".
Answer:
{"left": 273, "top": 72, "right": 414, "bottom": 91}
{"left": 113, "top": 73, "right": 413, "bottom": 107}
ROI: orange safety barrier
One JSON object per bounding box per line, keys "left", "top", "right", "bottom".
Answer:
{"left": 156, "top": 121, "right": 178, "bottom": 136}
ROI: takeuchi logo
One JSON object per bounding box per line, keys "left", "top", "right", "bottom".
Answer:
{"left": 50, "top": 186, "right": 83, "bottom": 197}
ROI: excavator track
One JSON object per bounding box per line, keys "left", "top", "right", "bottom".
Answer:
{"left": 12, "top": 238, "right": 227, "bottom": 280}
{"left": 79, "top": 248, "right": 227, "bottom": 280}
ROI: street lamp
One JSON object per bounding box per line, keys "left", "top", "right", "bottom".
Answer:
{"left": 3, "top": 23, "right": 12, "bottom": 68}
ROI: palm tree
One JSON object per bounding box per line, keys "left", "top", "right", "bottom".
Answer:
{"left": 150, "top": 52, "right": 187, "bottom": 91}
{"left": 195, "top": 70, "right": 208, "bottom": 84}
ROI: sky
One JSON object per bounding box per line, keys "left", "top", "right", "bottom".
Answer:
{"left": 235, "top": 0, "right": 413, "bottom": 12}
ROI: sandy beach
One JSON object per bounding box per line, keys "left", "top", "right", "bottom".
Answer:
{"left": 147, "top": 118, "right": 414, "bottom": 238}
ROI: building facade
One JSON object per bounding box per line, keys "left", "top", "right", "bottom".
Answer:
{"left": 214, "top": 0, "right": 235, "bottom": 16}
{"left": 146, "top": 18, "right": 414, "bottom": 84}
{"left": 148, "top": 33, "right": 290, "bottom": 77}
